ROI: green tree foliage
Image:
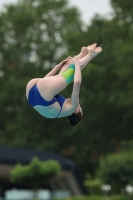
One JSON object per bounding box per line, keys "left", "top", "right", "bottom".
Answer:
{"left": 10, "top": 157, "right": 61, "bottom": 188}
{"left": 0, "top": 0, "right": 84, "bottom": 149}
{"left": 1, "top": 0, "right": 133, "bottom": 179}
{"left": 72, "top": 0, "right": 133, "bottom": 174}
{"left": 111, "top": 0, "right": 133, "bottom": 21}
{"left": 84, "top": 178, "right": 103, "bottom": 195}
{"left": 97, "top": 152, "right": 133, "bottom": 193}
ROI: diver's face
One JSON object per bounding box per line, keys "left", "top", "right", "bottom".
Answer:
{"left": 75, "top": 104, "right": 83, "bottom": 116}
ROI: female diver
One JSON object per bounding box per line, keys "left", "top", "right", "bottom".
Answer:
{"left": 26, "top": 43, "right": 102, "bottom": 126}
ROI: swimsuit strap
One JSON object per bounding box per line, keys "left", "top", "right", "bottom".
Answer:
{"left": 56, "top": 108, "right": 62, "bottom": 118}
{"left": 55, "top": 94, "right": 66, "bottom": 118}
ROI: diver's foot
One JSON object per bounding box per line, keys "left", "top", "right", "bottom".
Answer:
{"left": 87, "top": 43, "right": 97, "bottom": 51}
{"left": 88, "top": 47, "right": 102, "bottom": 61}
{"left": 80, "top": 46, "right": 88, "bottom": 56}
{"left": 79, "top": 46, "right": 102, "bottom": 70}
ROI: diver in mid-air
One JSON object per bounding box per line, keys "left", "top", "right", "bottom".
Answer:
{"left": 26, "top": 44, "right": 102, "bottom": 126}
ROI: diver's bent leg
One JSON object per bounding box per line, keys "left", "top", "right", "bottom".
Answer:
{"left": 76, "top": 46, "right": 88, "bottom": 59}
{"left": 59, "top": 44, "right": 97, "bottom": 73}
{"left": 60, "top": 46, "right": 102, "bottom": 73}
{"left": 59, "top": 46, "right": 88, "bottom": 74}
{"left": 79, "top": 47, "right": 102, "bottom": 70}
{"left": 59, "top": 59, "right": 74, "bottom": 74}
{"left": 76, "top": 44, "right": 97, "bottom": 59}
{"left": 36, "top": 75, "right": 67, "bottom": 101}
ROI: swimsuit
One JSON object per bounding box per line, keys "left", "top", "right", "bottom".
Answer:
{"left": 27, "top": 64, "right": 75, "bottom": 118}
{"left": 61, "top": 64, "right": 75, "bottom": 84}
{"left": 28, "top": 85, "right": 66, "bottom": 118}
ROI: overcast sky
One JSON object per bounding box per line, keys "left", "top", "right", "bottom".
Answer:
{"left": 0, "top": 0, "right": 113, "bottom": 24}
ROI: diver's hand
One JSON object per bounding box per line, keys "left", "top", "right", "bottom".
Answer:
{"left": 56, "top": 56, "right": 72, "bottom": 69}
{"left": 73, "top": 56, "right": 81, "bottom": 67}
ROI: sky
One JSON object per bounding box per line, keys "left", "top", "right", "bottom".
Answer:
{"left": 0, "top": 0, "right": 113, "bottom": 24}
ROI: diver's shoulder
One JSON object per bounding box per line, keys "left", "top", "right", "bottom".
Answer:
{"left": 62, "top": 98, "right": 75, "bottom": 113}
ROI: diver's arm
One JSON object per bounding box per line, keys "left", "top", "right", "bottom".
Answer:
{"left": 44, "top": 65, "right": 60, "bottom": 77}
{"left": 45, "top": 57, "right": 70, "bottom": 77}
{"left": 70, "top": 56, "right": 82, "bottom": 109}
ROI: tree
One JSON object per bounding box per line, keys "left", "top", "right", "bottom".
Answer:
{"left": 0, "top": 0, "right": 84, "bottom": 148}
{"left": 70, "top": 0, "right": 133, "bottom": 174}
{"left": 1, "top": 0, "right": 133, "bottom": 179}
{"left": 10, "top": 157, "right": 61, "bottom": 188}
{"left": 111, "top": 0, "right": 133, "bottom": 21}
{"left": 98, "top": 151, "right": 133, "bottom": 194}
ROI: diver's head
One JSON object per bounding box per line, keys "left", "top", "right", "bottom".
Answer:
{"left": 66, "top": 104, "right": 83, "bottom": 126}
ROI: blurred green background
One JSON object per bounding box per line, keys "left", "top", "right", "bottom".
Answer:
{"left": 0, "top": 0, "right": 133, "bottom": 199}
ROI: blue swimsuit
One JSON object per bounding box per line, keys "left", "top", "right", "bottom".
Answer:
{"left": 28, "top": 85, "right": 66, "bottom": 118}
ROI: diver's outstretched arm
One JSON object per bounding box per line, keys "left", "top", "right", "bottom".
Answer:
{"left": 70, "top": 56, "right": 82, "bottom": 110}
{"left": 45, "top": 57, "right": 71, "bottom": 77}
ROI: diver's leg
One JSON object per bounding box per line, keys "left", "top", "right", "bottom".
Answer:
{"left": 76, "top": 46, "right": 88, "bottom": 59}
{"left": 59, "top": 46, "right": 88, "bottom": 74}
{"left": 67, "top": 46, "right": 102, "bottom": 71}
{"left": 76, "top": 43, "right": 97, "bottom": 59}
{"left": 36, "top": 75, "right": 67, "bottom": 101}
{"left": 79, "top": 47, "right": 102, "bottom": 70}
{"left": 59, "top": 44, "right": 97, "bottom": 74}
